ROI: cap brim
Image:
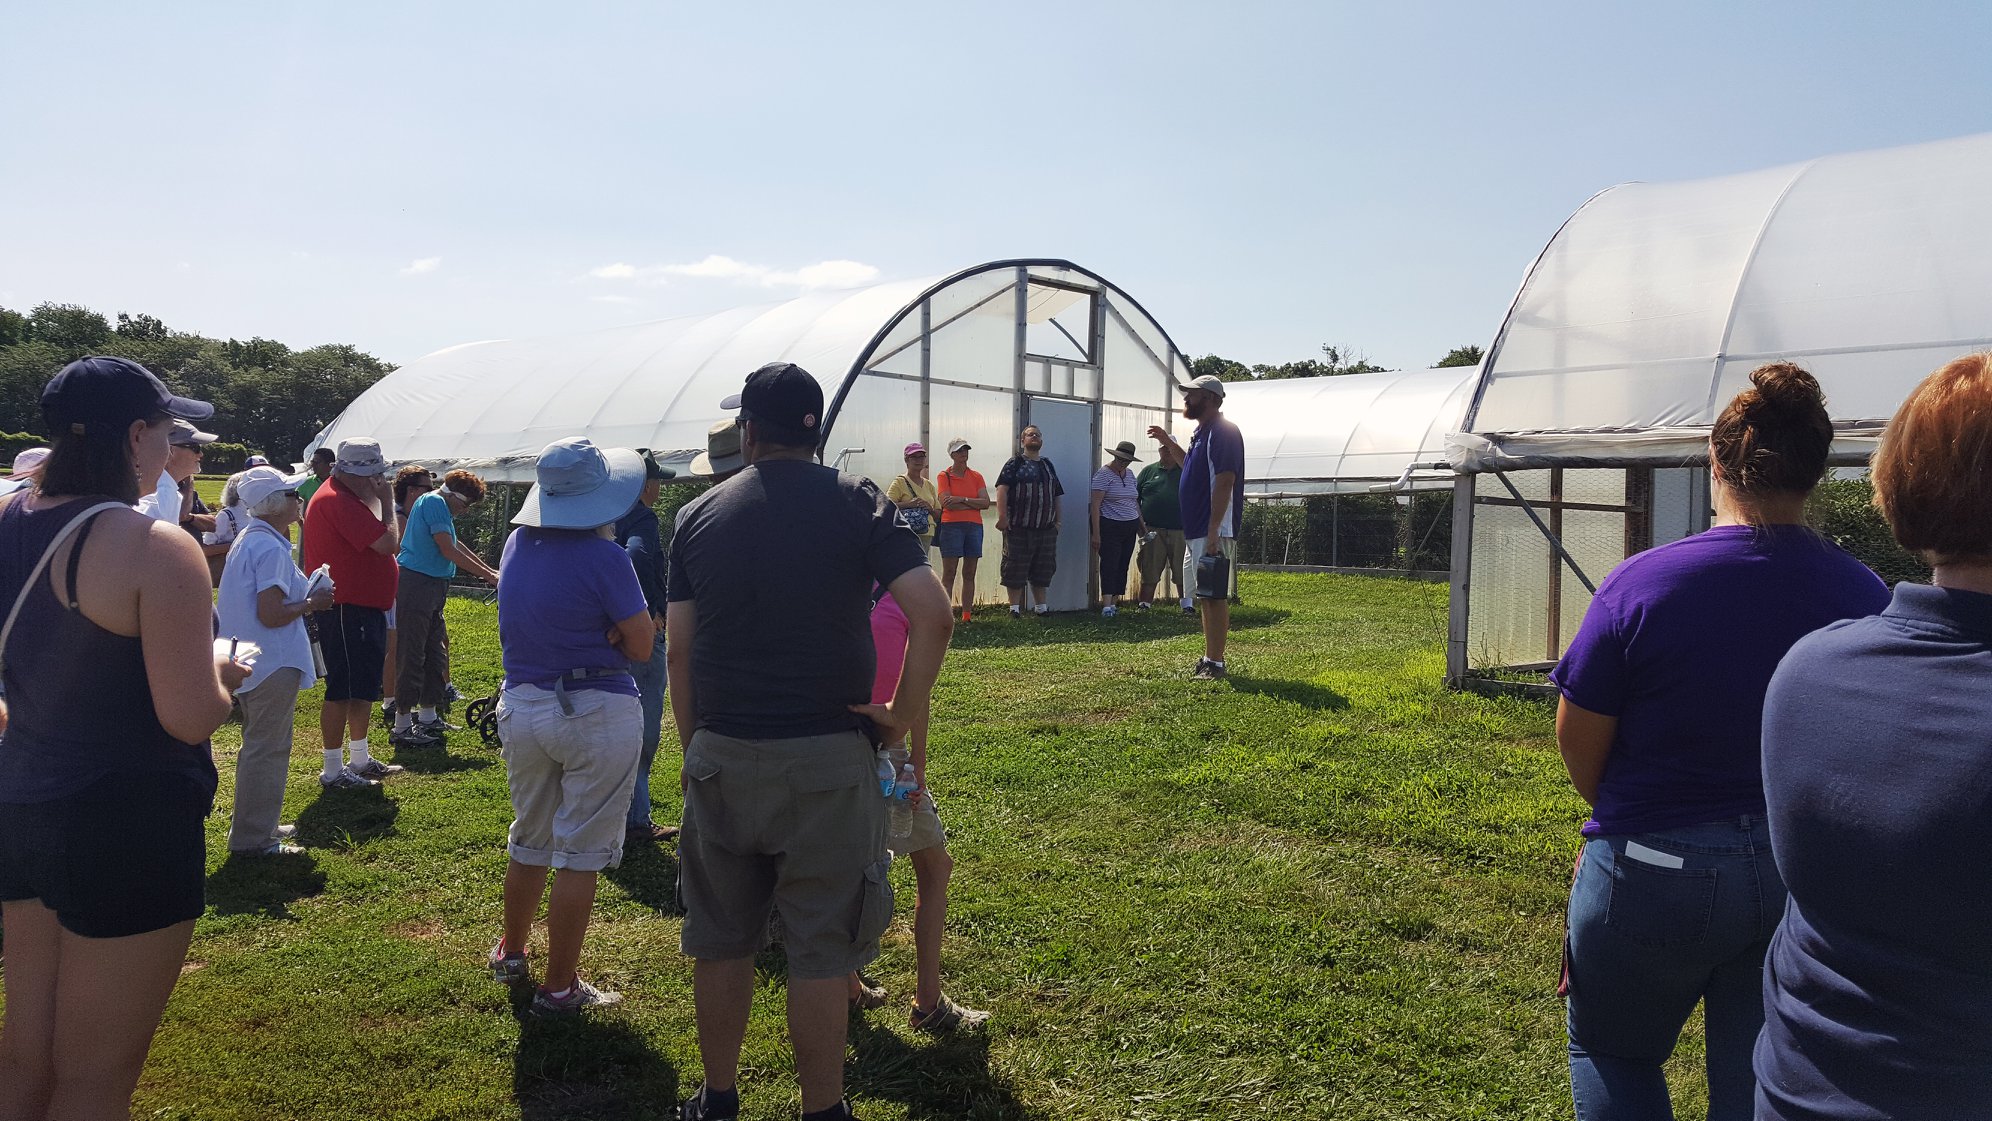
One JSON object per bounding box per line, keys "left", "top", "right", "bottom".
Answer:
{"left": 166, "top": 395, "right": 214, "bottom": 421}
{"left": 512, "top": 447, "right": 648, "bottom": 530}
{"left": 719, "top": 392, "right": 744, "bottom": 411}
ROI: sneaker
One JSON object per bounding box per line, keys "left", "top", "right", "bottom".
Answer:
{"left": 381, "top": 698, "right": 398, "bottom": 723}
{"left": 1182, "top": 602, "right": 1197, "bottom": 616}
{"left": 389, "top": 725, "right": 441, "bottom": 749}
{"left": 1101, "top": 604, "right": 1117, "bottom": 618}
{"left": 320, "top": 767, "right": 380, "bottom": 790}
{"left": 271, "top": 824, "right": 298, "bottom": 841}
{"left": 1137, "top": 601, "right": 1151, "bottom": 611}
{"left": 960, "top": 607, "right": 972, "bottom": 623}
{"left": 531, "top": 978, "right": 622, "bottom": 1015}
{"left": 1191, "top": 658, "right": 1227, "bottom": 681}
{"left": 1034, "top": 604, "right": 1049, "bottom": 616}
{"left": 233, "top": 841, "right": 305, "bottom": 857}
{"left": 443, "top": 683, "right": 464, "bottom": 704}
{"left": 416, "top": 716, "right": 461, "bottom": 734}
{"left": 1009, "top": 605, "right": 1022, "bottom": 619}
{"left": 488, "top": 940, "right": 530, "bottom": 985}
{"left": 679, "top": 1086, "right": 740, "bottom": 1121}
{"left": 350, "top": 757, "right": 405, "bottom": 780}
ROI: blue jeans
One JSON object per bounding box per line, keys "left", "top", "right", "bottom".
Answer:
{"left": 1566, "top": 817, "right": 1784, "bottom": 1121}
{"left": 626, "top": 630, "right": 668, "bottom": 828}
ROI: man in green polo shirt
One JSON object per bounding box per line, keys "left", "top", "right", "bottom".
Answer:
{"left": 1135, "top": 436, "right": 1187, "bottom": 611}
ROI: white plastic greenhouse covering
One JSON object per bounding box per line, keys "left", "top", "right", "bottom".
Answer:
{"left": 316, "top": 259, "right": 1192, "bottom": 611}
{"left": 1448, "top": 130, "right": 1992, "bottom": 683}
{"left": 1225, "top": 365, "right": 1478, "bottom": 496}
{"left": 1454, "top": 129, "right": 1992, "bottom": 471}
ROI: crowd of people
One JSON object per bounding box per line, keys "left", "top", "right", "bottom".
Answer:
{"left": 0, "top": 343, "right": 1985, "bottom": 1119}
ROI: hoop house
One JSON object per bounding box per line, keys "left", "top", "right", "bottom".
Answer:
{"left": 317, "top": 259, "right": 1192, "bottom": 610}
{"left": 1226, "top": 365, "right": 1478, "bottom": 497}
{"left": 1446, "top": 130, "right": 1992, "bottom": 683}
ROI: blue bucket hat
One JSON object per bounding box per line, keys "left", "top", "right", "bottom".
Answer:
{"left": 512, "top": 437, "right": 645, "bottom": 530}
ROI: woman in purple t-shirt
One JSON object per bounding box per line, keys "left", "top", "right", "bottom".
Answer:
{"left": 1549, "top": 365, "right": 1888, "bottom": 1121}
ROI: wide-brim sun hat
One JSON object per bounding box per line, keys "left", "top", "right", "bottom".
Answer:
{"left": 1105, "top": 440, "right": 1141, "bottom": 462}
{"left": 513, "top": 437, "right": 646, "bottom": 530}
{"left": 691, "top": 419, "right": 745, "bottom": 478}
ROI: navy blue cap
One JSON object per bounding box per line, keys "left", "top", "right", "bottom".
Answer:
{"left": 720, "top": 362, "right": 823, "bottom": 436}
{"left": 42, "top": 356, "right": 213, "bottom": 436}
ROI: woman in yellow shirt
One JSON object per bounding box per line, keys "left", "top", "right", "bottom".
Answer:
{"left": 886, "top": 442, "right": 940, "bottom": 552}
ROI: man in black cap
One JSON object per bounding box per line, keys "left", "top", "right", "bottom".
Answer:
{"left": 668, "top": 362, "right": 953, "bottom": 1121}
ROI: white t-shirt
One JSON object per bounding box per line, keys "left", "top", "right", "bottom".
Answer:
{"left": 135, "top": 469, "right": 180, "bottom": 521}
{"left": 215, "top": 518, "right": 318, "bottom": 695}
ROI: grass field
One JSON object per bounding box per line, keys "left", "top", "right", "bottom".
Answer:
{"left": 7, "top": 570, "right": 1718, "bottom": 1119}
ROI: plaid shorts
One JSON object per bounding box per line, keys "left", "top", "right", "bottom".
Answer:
{"left": 1000, "top": 524, "right": 1059, "bottom": 588}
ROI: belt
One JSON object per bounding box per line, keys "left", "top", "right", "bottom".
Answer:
{"left": 552, "top": 668, "right": 624, "bottom": 716}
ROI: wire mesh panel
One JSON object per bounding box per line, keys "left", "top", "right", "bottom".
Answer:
{"left": 1237, "top": 493, "right": 1453, "bottom": 571}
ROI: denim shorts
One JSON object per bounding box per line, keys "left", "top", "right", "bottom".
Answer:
{"left": 935, "top": 521, "right": 984, "bottom": 559}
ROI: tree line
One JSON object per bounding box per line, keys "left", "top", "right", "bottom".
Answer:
{"left": 0, "top": 302, "right": 395, "bottom": 467}
{"left": 1192, "top": 343, "right": 1483, "bottom": 382}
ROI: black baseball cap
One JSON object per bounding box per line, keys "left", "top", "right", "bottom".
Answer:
{"left": 42, "top": 355, "right": 213, "bottom": 437}
{"left": 720, "top": 362, "right": 823, "bottom": 436}
{"left": 637, "top": 449, "right": 677, "bottom": 481}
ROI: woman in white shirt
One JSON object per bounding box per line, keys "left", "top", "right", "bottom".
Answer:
{"left": 216, "top": 466, "right": 335, "bottom": 854}
{"left": 1089, "top": 441, "right": 1146, "bottom": 617}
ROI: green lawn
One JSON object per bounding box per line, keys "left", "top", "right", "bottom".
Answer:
{"left": 10, "top": 573, "right": 1716, "bottom": 1119}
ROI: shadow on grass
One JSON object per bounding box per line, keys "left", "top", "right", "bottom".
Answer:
{"left": 511, "top": 992, "right": 680, "bottom": 1121}
{"left": 389, "top": 743, "right": 496, "bottom": 774}
{"left": 293, "top": 784, "right": 400, "bottom": 851}
{"left": 848, "top": 1016, "right": 1036, "bottom": 1120}
{"left": 602, "top": 838, "right": 683, "bottom": 916}
{"left": 945, "top": 603, "right": 1292, "bottom": 652}
{"left": 1224, "top": 673, "right": 1350, "bottom": 711}
{"left": 207, "top": 850, "right": 329, "bottom": 919}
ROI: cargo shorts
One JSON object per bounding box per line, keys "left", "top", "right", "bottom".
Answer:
{"left": 678, "top": 728, "right": 894, "bottom": 980}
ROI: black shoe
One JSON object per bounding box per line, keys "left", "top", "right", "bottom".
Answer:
{"left": 680, "top": 1086, "right": 740, "bottom": 1121}
{"left": 389, "top": 725, "right": 442, "bottom": 748}
{"left": 1191, "top": 658, "right": 1227, "bottom": 681}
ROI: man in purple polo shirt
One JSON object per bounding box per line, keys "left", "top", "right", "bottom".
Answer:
{"left": 1150, "top": 374, "right": 1244, "bottom": 679}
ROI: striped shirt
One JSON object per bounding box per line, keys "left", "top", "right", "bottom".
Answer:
{"left": 1090, "top": 465, "right": 1140, "bottom": 523}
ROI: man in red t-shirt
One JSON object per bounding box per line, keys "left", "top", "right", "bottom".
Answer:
{"left": 301, "top": 437, "right": 405, "bottom": 788}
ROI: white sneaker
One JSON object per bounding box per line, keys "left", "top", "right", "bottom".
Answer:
{"left": 1034, "top": 604, "right": 1050, "bottom": 616}
{"left": 1101, "top": 604, "right": 1117, "bottom": 618}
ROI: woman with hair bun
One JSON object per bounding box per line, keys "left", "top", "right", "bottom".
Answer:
{"left": 1754, "top": 353, "right": 1992, "bottom": 1118}
{"left": 1549, "top": 363, "right": 1890, "bottom": 1119}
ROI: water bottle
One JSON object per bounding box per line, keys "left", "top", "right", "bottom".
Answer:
{"left": 890, "top": 763, "right": 918, "bottom": 839}
{"left": 875, "top": 751, "right": 897, "bottom": 798}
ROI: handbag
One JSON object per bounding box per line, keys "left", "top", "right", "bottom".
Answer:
{"left": 895, "top": 475, "right": 931, "bottom": 535}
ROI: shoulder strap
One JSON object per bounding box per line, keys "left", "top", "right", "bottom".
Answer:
{"left": 0, "top": 501, "right": 126, "bottom": 678}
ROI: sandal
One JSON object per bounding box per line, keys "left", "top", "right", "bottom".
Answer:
{"left": 850, "top": 975, "right": 888, "bottom": 1010}
{"left": 908, "top": 994, "right": 990, "bottom": 1033}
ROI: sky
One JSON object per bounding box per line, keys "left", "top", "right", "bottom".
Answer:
{"left": 4, "top": 1, "right": 1990, "bottom": 372}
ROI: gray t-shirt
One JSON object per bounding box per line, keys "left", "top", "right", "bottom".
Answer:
{"left": 668, "top": 459, "right": 929, "bottom": 739}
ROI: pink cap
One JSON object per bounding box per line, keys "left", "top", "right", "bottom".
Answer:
{"left": 903, "top": 442, "right": 927, "bottom": 457}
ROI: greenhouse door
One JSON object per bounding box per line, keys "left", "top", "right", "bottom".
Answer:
{"left": 1026, "top": 396, "right": 1095, "bottom": 612}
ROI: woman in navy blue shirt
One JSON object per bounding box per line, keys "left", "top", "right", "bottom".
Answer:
{"left": 1755, "top": 353, "right": 1992, "bottom": 1119}
{"left": 1550, "top": 365, "right": 1887, "bottom": 1120}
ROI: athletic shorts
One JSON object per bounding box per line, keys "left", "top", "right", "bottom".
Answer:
{"left": 935, "top": 521, "right": 984, "bottom": 559}
{"left": 321, "top": 603, "right": 388, "bottom": 703}
{"left": 678, "top": 728, "right": 893, "bottom": 980}
{"left": 0, "top": 771, "right": 210, "bottom": 937}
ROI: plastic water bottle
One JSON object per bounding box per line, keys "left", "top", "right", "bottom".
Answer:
{"left": 875, "top": 752, "right": 896, "bottom": 798}
{"left": 890, "top": 764, "right": 918, "bottom": 839}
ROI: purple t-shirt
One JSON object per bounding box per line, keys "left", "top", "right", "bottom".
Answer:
{"left": 497, "top": 527, "right": 648, "bottom": 697}
{"left": 1549, "top": 524, "right": 1888, "bottom": 836}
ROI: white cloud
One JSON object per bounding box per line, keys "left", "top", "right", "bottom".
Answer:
{"left": 590, "top": 294, "right": 641, "bottom": 305}
{"left": 584, "top": 255, "right": 880, "bottom": 291}
{"left": 400, "top": 256, "right": 442, "bottom": 276}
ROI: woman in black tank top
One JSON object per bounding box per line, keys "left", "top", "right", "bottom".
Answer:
{"left": 0, "top": 357, "right": 243, "bottom": 1119}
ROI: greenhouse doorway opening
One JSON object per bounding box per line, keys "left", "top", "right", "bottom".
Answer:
{"left": 1025, "top": 395, "right": 1095, "bottom": 612}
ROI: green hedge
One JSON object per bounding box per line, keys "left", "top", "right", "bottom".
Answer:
{"left": 1808, "top": 477, "right": 1928, "bottom": 585}
{"left": 1, "top": 431, "right": 46, "bottom": 463}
